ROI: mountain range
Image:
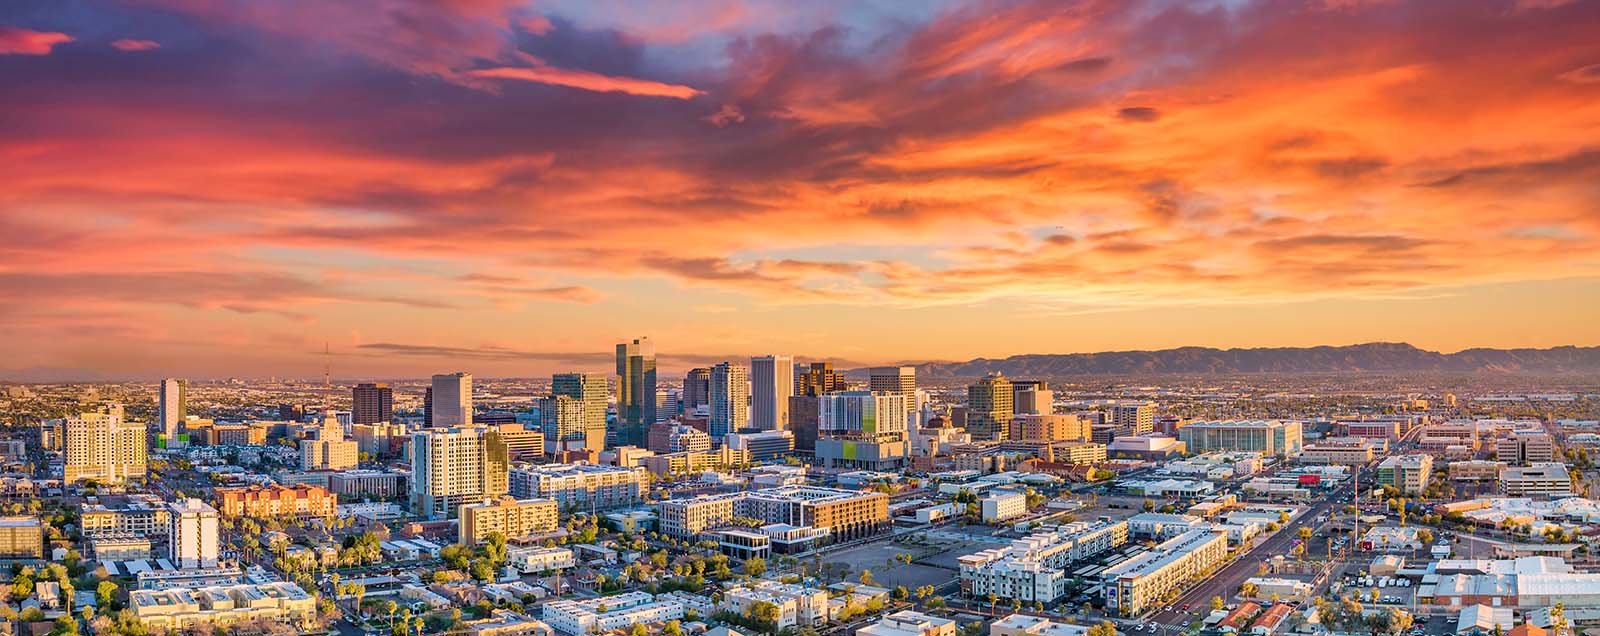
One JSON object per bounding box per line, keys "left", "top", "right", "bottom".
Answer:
{"left": 900, "top": 342, "right": 1600, "bottom": 378}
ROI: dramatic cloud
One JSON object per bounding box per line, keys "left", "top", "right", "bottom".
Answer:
{"left": 0, "top": 26, "right": 72, "bottom": 55}
{"left": 2, "top": 0, "right": 1598, "bottom": 377}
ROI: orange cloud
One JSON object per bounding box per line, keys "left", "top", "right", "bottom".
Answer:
{"left": 0, "top": 26, "right": 72, "bottom": 55}
{"left": 469, "top": 65, "right": 704, "bottom": 99}
{"left": 111, "top": 38, "right": 161, "bottom": 51}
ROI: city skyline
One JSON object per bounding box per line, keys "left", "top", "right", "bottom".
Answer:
{"left": 3, "top": 1, "right": 1599, "bottom": 378}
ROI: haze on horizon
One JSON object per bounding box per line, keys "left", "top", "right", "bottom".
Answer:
{"left": 2, "top": 0, "right": 1598, "bottom": 380}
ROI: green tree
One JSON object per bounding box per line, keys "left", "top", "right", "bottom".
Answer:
{"left": 743, "top": 557, "right": 767, "bottom": 578}
{"left": 663, "top": 620, "right": 683, "bottom": 636}
{"left": 1086, "top": 621, "right": 1119, "bottom": 636}
{"left": 96, "top": 580, "right": 118, "bottom": 609}
{"left": 859, "top": 569, "right": 874, "bottom": 586}
{"left": 1211, "top": 596, "right": 1224, "bottom": 611}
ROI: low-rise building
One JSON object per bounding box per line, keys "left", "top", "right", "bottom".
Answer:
{"left": 459, "top": 496, "right": 560, "bottom": 544}
{"left": 129, "top": 582, "right": 317, "bottom": 632}
{"left": 721, "top": 581, "right": 829, "bottom": 628}
{"left": 1377, "top": 455, "right": 1432, "bottom": 495}
{"left": 0, "top": 517, "right": 44, "bottom": 559}
{"left": 539, "top": 592, "right": 683, "bottom": 635}
{"left": 859, "top": 610, "right": 957, "bottom": 636}
{"left": 981, "top": 491, "right": 1028, "bottom": 523}
{"left": 215, "top": 484, "right": 337, "bottom": 519}
{"left": 959, "top": 521, "right": 1130, "bottom": 602}
{"left": 990, "top": 614, "right": 1087, "bottom": 636}
{"left": 1299, "top": 438, "right": 1377, "bottom": 465}
{"left": 1501, "top": 463, "right": 1572, "bottom": 498}
{"left": 508, "top": 546, "right": 576, "bottom": 574}
{"left": 1450, "top": 461, "right": 1508, "bottom": 482}
{"left": 507, "top": 463, "right": 649, "bottom": 510}
{"left": 81, "top": 495, "right": 171, "bottom": 538}
{"left": 1102, "top": 529, "right": 1229, "bottom": 616}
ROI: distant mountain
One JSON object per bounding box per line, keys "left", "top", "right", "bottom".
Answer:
{"left": 906, "top": 342, "right": 1600, "bottom": 378}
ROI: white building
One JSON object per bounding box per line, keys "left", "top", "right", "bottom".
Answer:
{"left": 508, "top": 546, "right": 576, "bottom": 574}
{"left": 1500, "top": 463, "right": 1573, "bottom": 498}
{"left": 721, "top": 581, "right": 829, "bottom": 628}
{"left": 959, "top": 521, "right": 1130, "bottom": 602}
{"left": 430, "top": 372, "right": 473, "bottom": 428}
{"left": 750, "top": 355, "right": 794, "bottom": 431}
{"left": 1102, "top": 529, "right": 1229, "bottom": 616}
{"left": 710, "top": 363, "right": 750, "bottom": 439}
{"left": 991, "top": 614, "right": 1088, "bottom": 636}
{"left": 540, "top": 592, "right": 683, "bottom": 635}
{"left": 168, "top": 499, "right": 221, "bottom": 569}
{"left": 981, "top": 491, "right": 1028, "bottom": 523}
{"left": 859, "top": 610, "right": 957, "bottom": 636}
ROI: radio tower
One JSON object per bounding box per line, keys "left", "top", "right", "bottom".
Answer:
{"left": 323, "top": 342, "right": 331, "bottom": 388}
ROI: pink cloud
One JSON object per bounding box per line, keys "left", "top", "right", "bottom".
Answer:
{"left": 0, "top": 26, "right": 73, "bottom": 55}
{"left": 111, "top": 38, "right": 161, "bottom": 51}
{"left": 469, "top": 65, "right": 704, "bottom": 99}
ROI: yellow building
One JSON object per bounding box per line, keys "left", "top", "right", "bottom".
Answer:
{"left": 459, "top": 496, "right": 560, "bottom": 544}
{"left": 0, "top": 517, "right": 44, "bottom": 559}
{"left": 64, "top": 405, "right": 148, "bottom": 484}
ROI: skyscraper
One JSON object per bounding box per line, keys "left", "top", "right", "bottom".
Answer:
{"left": 816, "top": 391, "right": 909, "bottom": 470}
{"left": 967, "top": 372, "right": 1014, "bottom": 441}
{"left": 430, "top": 373, "right": 472, "bottom": 428}
{"left": 709, "top": 362, "right": 749, "bottom": 439}
{"left": 540, "top": 395, "right": 599, "bottom": 452}
{"left": 615, "top": 338, "right": 657, "bottom": 446}
{"left": 64, "top": 404, "right": 148, "bottom": 484}
{"left": 552, "top": 372, "right": 608, "bottom": 450}
{"left": 683, "top": 368, "right": 711, "bottom": 411}
{"left": 168, "top": 499, "right": 220, "bottom": 569}
{"left": 795, "top": 362, "right": 846, "bottom": 397}
{"left": 409, "top": 427, "right": 509, "bottom": 519}
{"left": 159, "top": 378, "right": 187, "bottom": 446}
{"left": 750, "top": 355, "right": 794, "bottom": 431}
{"left": 1012, "top": 381, "right": 1052, "bottom": 416}
{"left": 351, "top": 382, "right": 393, "bottom": 424}
{"left": 869, "top": 366, "right": 917, "bottom": 430}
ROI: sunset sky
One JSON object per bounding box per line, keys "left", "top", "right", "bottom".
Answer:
{"left": 3, "top": 0, "right": 1598, "bottom": 380}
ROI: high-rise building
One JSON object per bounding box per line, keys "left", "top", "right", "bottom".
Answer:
{"left": 430, "top": 373, "right": 472, "bottom": 428}
{"left": 410, "top": 427, "right": 510, "bottom": 519}
{"left": 655, "top": 388, "right": 677, "bottom": 423}
{"left": 351, "top": 383, "right": 393, "bottom": 425}
{"left": 788, "top": 395, "right": 821, "bottom": 452}
{"left": 1012, "top": 381, "right": 1052, "bottom": 416}
{"left": 709, "top": 362, "right": 750, "bottom": 439}
{"left": 159, "top": 378, "right": 187, "bottom": 446}
{"left": 168, "top": 499, "right": 220, "bottom": 569}
{"left": 615, "top": 338, "right": 657, "bottom": 446}
{"left": 816, "top": 391, "right": 909, "bottom": 470}
{"left": 751, "top": 355, "right": 794, "bottom": 431}
{"left": 794, "top": 362, "right": 847, "bottom": 397}
{"left": 868, "top": 367, "right": 916, "bottom": 396}
{"left": 65, "top": 405, "right": 148, "bottom": 484}
{"left": 551, "top": 372, "right": 608, "bottom": 450}
{"left": 967, "top": 373, "right": 1014, "bottom": 441}
{"left": 540, "top": 395, "right": 601, "bottom": 453}
{"left": 301, "top": 415, "right": 359, "bottom": 470}
{"left": 1111, "top": 401, "right": 1156, "bottom": 435}
{"left": 683, "top": 368, "right": 711, "bottom": 410}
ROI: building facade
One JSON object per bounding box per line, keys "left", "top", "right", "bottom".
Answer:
{"left": 751, "top": 355, "right": 795, "bottom": 431}
{"left": 65, "top": 405, "right": 148, "bottom": 484}
{"left": 410, "top": 427, "right": 510, "bottom": 519}
{"left": 615, "top": 338, "right": 657, "bottom": 447}
{"left": 967, "top": 374, "right": 1015, "bottom": 441}
{"left": 430, "top": 372, "right": 473, "bottom": 428}
{"left": 215, "top": 484, "right": 337, "bottom": 519}
{"left": 459, "top": 496, "right": 560, "bottom": 544}
{"left": 710, "top": 362, "right": 750, "bottom": 439}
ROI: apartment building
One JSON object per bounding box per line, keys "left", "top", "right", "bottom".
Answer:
{"left": 81, "top": 495, "right": 171, "bottom": 538}
{"left": 1010, "top": 415, "right": 1088, "bottom": 443}
{"left": 410, "top": 427, "right": 510, "bottom": 520}
{"left": 1110, "top": 402, "right": 1156, "bottom": 435}
{"left": 168, "top": 499, "right": 221, "bottom": 569}
{"left": 1500, "top": 463, "right": 1573, "bottom": 498}
{"left": 656, "top": 486, "right": 889, "bottom": 542}
{"left": 638, "top": 447, "right": 749, "bottom": 477}
{"left": 0, "top": 517, "right": 44, "bottom": 559}
{"left": 540, "top": 592, "right": 683, "bottom": 636}
{"left": 129, "top": 582, "right": 317, "bottom": 632}
{"left": 859, "top": 611, "right": 957, "bottom": 636}
{"left": 958, "top": 521, "right": 1130, "bottom": 602}
{"left": 1102, "top": 529, "right": 1229, "bottom": 616}
{"left": 215, "top": 484, "right": 337, "bottom": 519}
{"left": 1377, "top": 454, "right": 1433, "bottom": 495}
{"left": 981, "top": 491, "right": 1028, "bottom": 523}
{"left": 507, "top": 463, "right": 648, "bottom": 510}
{"left": 508, "top": 546, "right": 576, "bottom": 574}
{"left": 459, "top": 496, "right": 560, "bottom": 544}
{"left": 329, "top": 470, "right": 407, "bottom": 498}
{"left": 721, "top": 581, "right": 830, "bottom": 629}
{"left": 1054, "top": 442, "right": 1108, "bottom": 465}
{"left": 1178, "top": 420, "right": 1303, "bottom": 456}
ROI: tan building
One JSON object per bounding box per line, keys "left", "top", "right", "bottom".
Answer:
{"left": 1449, "top": 460, "right": 1507, "bottom": 482}
{"left": 1496, "top": 432, "right": 1557, "bottom": 465}
{"left": 639, "top": 447, "right": 749, "bottom": 477}
{"left": 1054, "top": 442, "right": 1107, "bottom": 465}
{"left": 1500, "top": 463, "right": 1572, "bottom": 498}
{"left": 215, "top": 484, "right": 337, "bottom": 519}
{"left": 1300, "top": 439, "right": 1377, "bottom": 465}
{"left": 658, "top": 486, "right": 889, "bottom": 542}
{"left": 81, "top": 495, "right": 171, "bottom": 538}
{"left": 410, "top": 427, "right": 511, "bottom": 520}
{"left": 1378, "top": 454, "right": 1433, "bottom": 495}
{"left": 967, "top": 374, "right": 1014, "bottom": 441}
{"left": 301, "top": 416, "right": 358, "bottom": 471}
{"left": 65, "top": 405, "right": 148, "bottom": 484}
{"left": 0, "top": 517, "right": 44, "bottom": 559}
{"left": 129, "top": 582, "right": 317, "bottom": 633}
{"left": 209, "top": 423, "right": 267, "bottom": 446}
{"left": 459, "top": 496, "right": 560, "bottom": 544}
{"left": 1009, "top": 415, "right": 1087, "bottom": 443}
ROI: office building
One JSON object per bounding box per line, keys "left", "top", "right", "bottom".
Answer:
{"left": 723, "top": 429, "right": 795, "bottom": 461}
{"left": 169, "top": 499, "right": 221, "bottom": 569}
{"left": 159, "top": 378, "right": 188, "bottom": 448}
{"left": 1500, "top": 463, "right": 1573, "bottom": 498}
{"left": 639, "top": 447, "right": 749, "bottom": 477}
{"left": 1013, "top": 382, "right": 1053, "bottom": 416}
{"left": 1110, "top": 401, "right": 1156, "bottom": 435}
{"left": 870, "top": 366, "right": 917, "bottom": 428}
{"left": 616, "top": 338, "right": 657, "bottom": 446}
{"left": 1497, "top": 431, "right": 1558, "bottom": 465}
{"left": 968, "top": 373, "right": 1014, "bottom": 441}
{"left": 208, "top": 423, "right": 267, "bottom": 447}
{"left": 410, "top": 427, "right": 510, "bottom": 519}
{"left": 351, "top": 383, "right": 393, "bottom": 425}
{"left": 551, "top": 372, "right": 608, "bottom": 450}
{"left": 981, "top": 491, "right": 1028, "bottom": 523}
{"left": 459, "top": 496, "right": 560, "bottom": 544}
{"left": 1009, "top": 414, "right": 1087, "bottom": 443}
{"left": 1177, "top": 420, "right": 1304, "bottom": 456}
{"left": 301, "top": 415, "right": 358, "bottom": 471}
{"left": 329, "top": 470, "right": 407, "bottom": 498}
{"left": 683, "top": 368, "right": 711, "bottom": 411}
{"left": 1377, "top": 454, "right": 1433, "bottom": 495}
{"left": 1300, "top": 438, "right": 1378, "bottom": 465}
{"left": 655, "top": 389, "right": 677, "bottom": 423}
{"left": 430, "top": 373, "right": 473, "bottom": 428}
{"left": 215, "top": 484, "right": 337, "bottom": 519}
{"left": 709, "top": 362, "right": 750, "bottom": 439}
{"left": 795, "top": 362, "right": 847, "bottom": 397}
{"left": 129, "top": 582, "right": 317, "bottom": 632}
{"left": 65, "top": 404, "right": 148, "bottom": 484}
{"left": 0, "top": 517, "right": 44, "bottom": 559}
{"left": 789, "top": 395, "right": 821, "bottom": 452}
{"left": 1102, "top": 529, "right": 1229, "bottom": 616}
{"left": 353, "top": 421, "right": 406, "bottom": 457}
{"left": 959, "top": 521, "right": 1130, "bottom": 602}
{"left": 816, "top": 391, "right": 909, "bottom": 470}
{"left": 656, "top": 486, "right": 888, "bottom": 541}
{"left": 539, "top": 395, "right": 595, "bottom": 453}
{"left": 646, "top": 423, "right": 712, "bottom": 454}
{"left": 507, "top": 463, "right": 648, "bottom": 510}
{"left": 541, "top": 592, "right": 684, "bottom": 636}
{"left": 751, "top": 355, "right": 795, "bottom": 431}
